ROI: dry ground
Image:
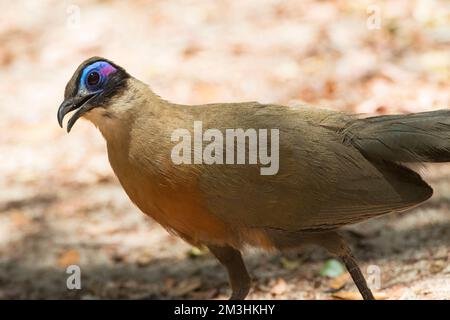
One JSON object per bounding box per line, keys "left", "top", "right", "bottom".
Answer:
{"left": 0, "top": 0, "right": 449, "bottom": 299}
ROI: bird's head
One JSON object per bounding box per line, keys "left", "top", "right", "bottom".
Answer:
{"left": 57, "top": 57, "right": 130, "bottom": 132}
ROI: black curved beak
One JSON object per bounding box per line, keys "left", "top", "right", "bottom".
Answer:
{"left": 57, "top": 93, "right": 97, "bottom": 132}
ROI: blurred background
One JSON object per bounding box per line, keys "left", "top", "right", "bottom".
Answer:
{"left": 0, "top": 0, "right": 449, "bottom": 299}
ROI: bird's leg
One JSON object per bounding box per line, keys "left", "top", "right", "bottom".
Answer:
{"left": 319, "top": 232, "right": 375, "bottom": 300}
{"left": 207, "top": 245, "right": 251, "bottom": 300}
{"left": 340, "top": 251, "right": 375, "bottom": 300}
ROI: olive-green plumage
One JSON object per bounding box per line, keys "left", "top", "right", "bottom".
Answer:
{"left": 58, "top": 57, "right": 450, "bottom": 300}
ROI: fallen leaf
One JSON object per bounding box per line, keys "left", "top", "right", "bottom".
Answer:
{"left": 443, "top": 264, "right": 450, "bottom": 274}
{"left": 189, "top": 288, "right": 218, "bottom": 299}
{"left": 170, "top": 277, "right": 202, "bottom": 297}
{"left": 164, "top": 277, "right": 175, "bottom": 291}
{"left": 332, "top": 291, "right": 387, "bottom": 300}
{"left": 429, "top": 261, "right": 445, "bottom": 274}
{"left": 329, "top": 273, "right": 350, "bottom": 290}
{"left": 271, "top": 278, "right": 287, "bottom": 295}
{"left": 58, "top": 249, "right": 80, "bottom": 268}
{"left": 136, "top": 253, "right": 153, "bottom": 267}
{"left": 10, "top": 210, "right": 31, "bottom": 228}
{"left": 182, "top": 45, "right": 202, "bottom": 59}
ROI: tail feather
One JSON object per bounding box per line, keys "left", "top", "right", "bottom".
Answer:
{"left": 343, "top": 109, "right": 450, "bottom": 162}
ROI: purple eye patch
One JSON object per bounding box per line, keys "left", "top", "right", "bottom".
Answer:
{"left": 80, "top": 61, "right": 117, "bottom": 90}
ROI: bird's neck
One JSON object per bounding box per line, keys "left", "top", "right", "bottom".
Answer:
{"left": 86, "top": 78, "right": 168, "bottom": 143}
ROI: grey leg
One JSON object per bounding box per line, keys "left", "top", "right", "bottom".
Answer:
{"left": 208, "top": 245, "right": 251, "bottom": 300}
{"left": 267, "top": 229, "right": 375, "bottom": 300}
{"left": 319, "top": 232, "right": 375, "bottom": 300}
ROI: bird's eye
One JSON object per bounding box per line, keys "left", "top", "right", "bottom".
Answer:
{"left": 87, "top": 71, "right": 101, "bottom": 87}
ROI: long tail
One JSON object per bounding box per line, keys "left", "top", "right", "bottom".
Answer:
{"left": 343, "top": 109, "right": 450, "bottom": 162}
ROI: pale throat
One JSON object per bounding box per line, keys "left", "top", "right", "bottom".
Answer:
{"left": 83, "top": 80, "right": 166, "bottom": 146}
{"left": 83, "top": 106, "right": 130, "bottom": 143}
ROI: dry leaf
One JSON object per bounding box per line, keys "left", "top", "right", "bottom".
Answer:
{"left": 332, "top": 291, "right": 387, "bottom": 300}
{"left": 58, "top": 249, "right": 80, "bottom": 267}
{"left": 164, "top": 277, "right": 175, "bottom": 291}
{"left": 443, "top": 264, "right": 450, "bottom": 274}
{"left": 329, "top": 273, "right": 350, "bottom": 290}
{"left": 429, "top": 261, "right": 445, "bottom": 274}
{"left": 189, "top": 288, "right": 218, "bottom": 300}
{"left": 136, "top": 253, "right": 152, "bottom": 267}
{"left": 170, "top": 277, "right": 202, "bottom": 297}
{"left": 10, "top": 210, "right": 31, "bottom": 228}
{"left": 182, "top": 45, "right": 202, "bottom": 59}
{"left": 271, "top": 278, "right": 287, "bottom": 295}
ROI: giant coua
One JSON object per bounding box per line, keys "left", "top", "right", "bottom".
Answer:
{"left": 58, "top": 57, "right": 450, "bottom": 300}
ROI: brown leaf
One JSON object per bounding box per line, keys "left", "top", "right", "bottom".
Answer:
{"left": 10, "top": 210, "right": 31, "bottom": 228}
{"left": 164, "top": 277, "right": 175, "bottom": 291}
{"left": 271, "top": 278, "right": 287, "bottom": 296}
{"left": 329, "top": 273, "right": 350, "bottom": 290}
{"left": 429, "top": 261, "right": 445, "bottom": 274}
{"left": 169, "top": 277, "right": 202, "bottom": 297}
{"left": 332, "top": 291, "right": 387, "bottom": 300}
{"left": 182, "top": 45, "right": 202, "bottom": 59}
{"left": 58, "top": 249, "right": 80, "bottom": 268}
{"left": 136, "top": 253, "right": 153, "bottom": 267}
{"left": 189, "top": 288, "right": 218, "bottom": 300}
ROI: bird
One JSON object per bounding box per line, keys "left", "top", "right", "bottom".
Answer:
{"left": 58, "top": 56, "right": 450, "bottom": 300}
